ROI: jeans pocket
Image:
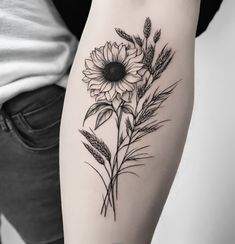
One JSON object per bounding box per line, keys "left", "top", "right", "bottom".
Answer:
{"left": 9, "top": 94, "right": 64, "bottom": 152}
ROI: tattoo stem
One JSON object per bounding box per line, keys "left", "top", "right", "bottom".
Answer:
{"left": 85, "top": 162, "right": 113, "bottom": 208}
{"left": 145, "top": 37, "right": 148, "bottom": 52}
{"left": 118, "top": 91, "right": 140, "bottom": 171}
{"left": 100, "top": 176, "right": 117, "bottom": 220}
{"left": 104, "top": 163, "right": 111, "bottom": 179}
{"left": 115, "top": 102, "right": 124, "bottom": 199}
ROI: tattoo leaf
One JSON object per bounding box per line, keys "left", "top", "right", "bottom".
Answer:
{"left": 142, "top": 95, "right": 152, "bottom": 109}
{"left": 154, "top": 52, "right": 175, "bottom": 80}
{"left": 115, "top": 28, "right": 134, "bottom": 43}
{"left": 83, "top": 102, "right": 111, "bottom": 125}
{"left": 143, "top": 17, "right": 152, "bottom": 39}
{"left": 125, "top": 155, "right": 152, "bottom": 162}
{"left": 153, "top": 44, "right": 174, "bottom": 80}
{"left": 80, "top": 129, "right": 111, "bottom": 162}
{"left": 153, "top": 29, "right": 161, "bottom": 43}
{"left": 95, "top": 108, "right": 113, "bottom": 130}
{"left": 82, "top": 142, "right": 105, "bottom": 165}
{"left": 135, "top": 122, "right": 164, "bottom": 140}
{"left": 136, "top": 107, "right": 158, "bottom": 126}
{"left": 152, "top": 81, "right": 179, "bottom": 103}
{"left": 134, "top": 35, "right": 143, "bottom": 47}
{"left": 121, "top": 104, "right": 134, "bottom": 115}
{"left": 119, "top": 132, "right": 125, "bottom": 146}
{"left": 144, "top": 44, "right": 155, "bottom": 67}
{"left": 125, "top": 117, "right": 132, "bottom": 137}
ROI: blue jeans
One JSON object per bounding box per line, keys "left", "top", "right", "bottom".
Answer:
{"left": 0, "top": 85, "right": 65, "bottom": 244}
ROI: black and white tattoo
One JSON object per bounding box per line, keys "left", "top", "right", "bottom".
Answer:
{"left": 80, "top": 17, "right": 179, "bottom": 221}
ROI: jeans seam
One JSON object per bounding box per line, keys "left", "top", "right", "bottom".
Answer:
{"left": 14, "top": 112, "right": 61, "bottom": 134}
{"left": 10, "top": 93, "right": 64, "bottom": 118}
{"left": 24, "top": 233, "right": 64, "bottom": 244}
{"left": 5, "top": 117, "right": 59, "bottom": 152}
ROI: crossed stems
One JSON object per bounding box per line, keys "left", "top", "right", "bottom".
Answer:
{"left": 100, "top": 89, "right": 148, "bottom": 220}
{"left": 100, "top": 35, "right": 162, "bottom": 219}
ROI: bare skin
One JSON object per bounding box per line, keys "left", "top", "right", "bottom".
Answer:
{"left": 60, "top": 0, "right": 201, "bottom": 243}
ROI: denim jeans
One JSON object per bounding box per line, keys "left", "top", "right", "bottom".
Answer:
{"left": 0, "top": 85, "right": 65, "bottom": 244}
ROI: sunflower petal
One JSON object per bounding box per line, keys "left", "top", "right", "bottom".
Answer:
{"left": 108, "top": 86, "right": 117, "bottom": 99}
{"left": 125, "top": 73, "right": 142, "bottom": 84}
{"left": 89, "top": 80, "right": 102, "bottom": 87}
{"left": 95, "top": 48, "right": 105, "bottom": 60}
{"left": 126, "top": 62, "right": 144, "bottom": 72}
{"left": 133, "top": 52, "right": 144, "bottom": 63}
{"left": 105, "top": 92, "right": 112, "bottom": 101}
{"left": 122, "top": 80, "right": 135, "bottom": 91}
{"left": 121, "top": 91, "right": 133, "bottom": 102}
{"left": 85, "top": 59, "right": 100, "bottom": 71}
{"left": 101, "top": 82, "right": 112, "bottom": 92}
{"left": 98, "top": 46, "right": 104, "bottom": 53}
{"left": 117, "top": 81, "right": 128, "bottom": 91}
{"left": 85, "top": 73, "right": 103, "bottom": 79}
{"left": 82, "top": 76, "right": 91, "bottom": 83}
{"left": 83, "top": 70, "right": 92, "bottom": 75}
{"left": 90, "top": 84, "right": 103, "bottom": 90}
{"left": 90, "top": 90, "right": 97, "bottom": 97}
{"left": 111, "top": 44, "right": 119, "bottom": 61}
{"left": 118, "top": 44, "right": 127, "bottom": 62}
{"left": 103, "top": 42, "right": 110, "bottom": 62}
{"left": 91, "top": 52, "right": 104, "bottom": 68}
{"left": 138, "top": 68, "right": 148, "bottom": 76}
{"left": 95, "top": 89, "right": 101, "bottom": 95}
{"left": 124, "top": 51, "right": 137, "bottom": 65}
{"left": 96, "top": 92, "right": 106, "bottom": 101}
{"left": 127, "top": 48, "right": 137, "bottom": 56}
{"left": 115, "top": 83, "right": 125, "bottom": 94}
{"left": 107, "top": 45, "right": 113, "bottom": 62}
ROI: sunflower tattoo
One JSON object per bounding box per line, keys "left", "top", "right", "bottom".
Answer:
{"left": 80, "top": 17, "right": 179, "bottom": 221}
{"left": 83, "top": 42, "right": 144, "bottom": 102}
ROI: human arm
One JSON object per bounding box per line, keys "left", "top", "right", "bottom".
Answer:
{"left": 60, "top": 0, "right": 201, "bottom": 243}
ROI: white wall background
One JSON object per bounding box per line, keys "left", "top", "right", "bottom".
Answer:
{"left": 1, "top": 0, "right": 235, "bottom": 243}
{"left": 152, "top": 0, "right": 235, "bottom": 243}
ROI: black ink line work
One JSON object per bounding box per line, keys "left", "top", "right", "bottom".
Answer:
{"left": 80, "top": 17, "right": 179, "bottom": 221}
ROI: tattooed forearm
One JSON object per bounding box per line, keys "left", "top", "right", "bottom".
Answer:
{"left": 79, "top": 17, "right": 179, "bottom": 221}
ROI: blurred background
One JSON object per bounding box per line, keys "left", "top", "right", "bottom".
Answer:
{"left": 152, "top": 0, "right": 235, "bottom": 243}
{"left": 1, "top": 0, "right": 234, "bottom": 243}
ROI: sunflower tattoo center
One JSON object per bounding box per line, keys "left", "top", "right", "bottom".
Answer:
{"left": 80, "top": 17, "right": 179, "bottom": 221}
{"left": 103, "top": 62, "right": 126, "bottom": 81}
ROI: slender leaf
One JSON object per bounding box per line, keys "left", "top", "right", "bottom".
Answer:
{"left": 95, "top": 108, "right": 113, "bottom": 130}
{"left": 143, "top": 17, "right": 152, "bottom": 38}
{"left": 125, "top": 117, "right": 132, "bottom": 137}
{"left": 83, "top": 102, "right": 111, "bottom": 125}
{"left": 115, "top": 28, "right": 134, "bottom": 43}
{"left": 153, "top": 29, "right": 161, "bottom": 43}
{"left": 134, "top": 35, "right": 143, "bottom": 47}
{"left": 80, "top": 129, "right": 111, "bottom": 162}
{"left": 121, "top": 104, "right": 134, "bottom": 115}
{"left": 83, "top": 142, "right": 105, "bottom": 165}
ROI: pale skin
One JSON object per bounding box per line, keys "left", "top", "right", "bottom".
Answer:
{"left": 60, "top": 0, "right": 201, "bottom": 243}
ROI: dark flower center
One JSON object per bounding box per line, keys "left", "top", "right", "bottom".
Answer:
{"left": 103, "top": 62, "right": 126, "bottom": 82}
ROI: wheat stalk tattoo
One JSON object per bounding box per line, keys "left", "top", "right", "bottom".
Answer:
{"left": 80, "top": 17, "right": 179, "bottom": 221}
